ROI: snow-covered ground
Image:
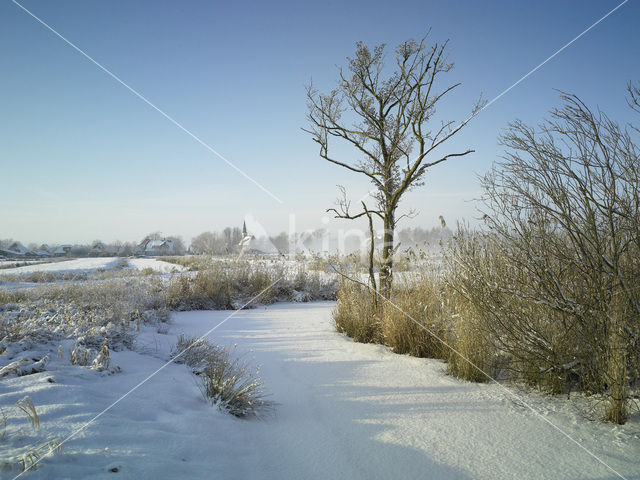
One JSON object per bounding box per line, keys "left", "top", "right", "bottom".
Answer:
{"left": 127, "top": 258, "right": 185, "bottom": 273}
{"left": 0, "top": 258, "right": 120, "bottom": 275}
{"left": 0, "top": 260, "right": 50, "bottom": 269}
{"left": 1, "top": 303, "right": 637, "bottom": 479}
{"left": 0, "top": 257, "right": 185, "bottom": 277}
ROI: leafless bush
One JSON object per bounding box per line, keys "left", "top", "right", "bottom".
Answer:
{"left": 332, "top": 87, "right": 640, "bottom": 424}
{"left": 165, "top": 260, "right": 335, "bottom": 310}
{"left": 448, "top": 89, "right": 640, "bottom": 423}
{"left": 446, "top": 230, "right": 582, "bottom": 389}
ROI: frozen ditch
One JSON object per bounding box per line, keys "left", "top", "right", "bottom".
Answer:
{"left": 1, "top": 302, "right": 638, "bottom": 479}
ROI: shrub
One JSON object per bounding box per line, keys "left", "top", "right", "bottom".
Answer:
{"left": 0, "top": 277, "right": 167, "bottom": 352}
{"left": 380, "top": 274, "right": 450, "bottom": 359}
{"left": 333, "top": 273, "right": 451, "bottom": 357}
{"left": 171, "top": 335, "right": 271, "bottom": 417}
{"left": 165, "top": 260, "right": 335, "bottom": 311}
{"left": 446, "top": 223, "right": 640, "bottom": 422}
{"left": 333, "top": 279, "right": 380, "bottom": 343}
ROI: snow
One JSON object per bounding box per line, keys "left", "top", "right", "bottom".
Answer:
{"left": 0, "top": 257, "right": 185, "bottom": 276}
{"left": 0, "top": 261, "right": 43, "bottom": 268}
{"left": 1, "top": 302, "right": 638, "bottom": 479}
{"left": 0, "top": 258, "right": 120, "bottom": 275}
{"left": 127, "top": 258, "right": 185, "bottom": 273}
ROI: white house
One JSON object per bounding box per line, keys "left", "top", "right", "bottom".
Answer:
{"left": 0, "top": 242, "right": 37, "bottom": 258}
{"left": 53, "top": 245, "right": 73, "bottom": 256}
{"left": 34, "top": 244, "right": 52, "bottom": 257}
{"left": 136, "top": 237, "right": 176, "bottom": 256}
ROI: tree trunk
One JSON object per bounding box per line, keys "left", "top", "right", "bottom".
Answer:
{"left": 605, "top": 300, "right": 628, "bottom": 424}
{"left": 365, "top": 211, "right": 378, "bottom": 308}
{"left": 380, "top": 211, "right": 395, "bottom": 299}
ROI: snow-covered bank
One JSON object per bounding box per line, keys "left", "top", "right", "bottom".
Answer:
{"left": 127, "top": 258, "right": 186, "bottom": 273}
{"left": 0, "top": 257, "right": 185, "bottom": 276}
{"left": 0, "top": 258, "right": 120, "bottom": 275}
{"left": 1, "top": 302, "right": 638, "bottom": 479}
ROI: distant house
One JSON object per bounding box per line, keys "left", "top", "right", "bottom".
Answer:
{"left": 34, "top": 244, "right": 52, "bottom": 257}
{"left": 53, "top": 245, "right": 73, "bottom": 257}
{"left": 90, "top": 241, "right": 107, "bottom": 256}
{"left": 0, "top": 242, "right": 37, "bottom": 258}
{"left": 136, "top": 237, "right": 175, "bottom": 256}
{"left": 9, "top": 242, "right": 32, "bottom": 255}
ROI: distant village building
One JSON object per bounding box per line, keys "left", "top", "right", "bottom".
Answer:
{"left": 53, "top": 245, "right": 73, "bottom": 257}
{"left": 90, "top": 241, "right": 107, "bottom": 256}
{"left": 8, "top": 242, "right": 31, "bottom": 255}
{"left": 238, "top": 221, "right": 255, "bottom": 253}
{"left": 237, "top": 220, "right": 278, "bottom": 255}
{"left": 0, "top": 242, "right": 38, "bottom": 258}
{"left": 136, "top": 237, "right": 176, "bottom": 256}
{"left": 34, "top": 244, "right": 52, "bottom": 257}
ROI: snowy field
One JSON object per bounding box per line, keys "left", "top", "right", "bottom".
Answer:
{"left": 126, "top": 258, "right": 185, "bottom": 273}
{"left": 0, "top": 258, "right": 121, "bottom": 275}
{"left": 0, "top": 257, "right": 184, "bottom": 276}
{"left": 1, "top": 302, "right": 638, "bottom": 479}
{"left": 0, "top": 260, "right": 52, "bottom": 269}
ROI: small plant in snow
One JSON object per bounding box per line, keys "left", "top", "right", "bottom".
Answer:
{"left": 91, "top": 344, "right": 110, "bottom": 371}
{"left": 0, "top": 396, "right": 62, "bottom": 473}
{"left": 171, "top": 334, "right": 271, "bottom": 417}
{"left": 69, "top": 343, "right": 92, "bottom": 366}
{"left": 19, "top": 439, "right": 63, "bottom": 473}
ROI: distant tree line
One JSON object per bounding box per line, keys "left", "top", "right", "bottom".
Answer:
{"left": 190, "top": 227, "right": 244, "bottom": 255}
{"left": 1, "top": 223, "right": 451, "bottom": 260}
{"left": 0, "top": 233, "right": 187, "bottom": 258}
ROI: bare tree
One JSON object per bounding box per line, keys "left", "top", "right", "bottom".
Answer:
{"left": 191, "top": 231, "right": 216, "bottom": 255}
{"left": 305, "top": 33, "right": 478, "bottom": 299}
{"left": 0, "top": 239, "right": 16, "bottom": 250}
{"left": 223, "top": 227, "right": 243, "bottom": 253}
{"left": 628, "top": 81, "right": 640, "bottom": 115}
{"left": 167, "top": 235, "right": 186, "bottom": 255}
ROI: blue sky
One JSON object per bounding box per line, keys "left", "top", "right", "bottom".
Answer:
{"left": 1, "top": 0, "right": 638, "bottom": 244}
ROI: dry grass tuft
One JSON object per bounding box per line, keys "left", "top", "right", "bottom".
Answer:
{"left": 172, "top": 334, "right": 271, "bottom": 417}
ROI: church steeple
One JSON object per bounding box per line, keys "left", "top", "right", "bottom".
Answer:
{"left": 242, "top": 221, "right": 247, "bottom": 238}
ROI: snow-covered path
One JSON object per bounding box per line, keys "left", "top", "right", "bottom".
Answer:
{"left": 3, "top": 302, "right": 638, "bottom": 479}
{"left": 172, "top": 303, "right": 639, "bottom": 480}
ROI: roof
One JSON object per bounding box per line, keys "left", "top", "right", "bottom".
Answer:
{"left": 145, "top": 239, "right": 174, "bottom": 251}
{"left": 8, "top": 242, "right": 30, "bottom": 254}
